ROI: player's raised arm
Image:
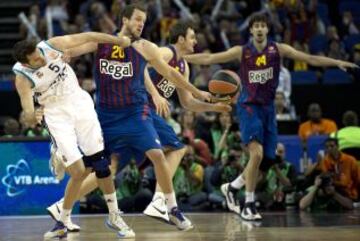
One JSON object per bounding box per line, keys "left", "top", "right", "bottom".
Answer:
{"left": 47, "top": 32, "right": 131, "bottom": 53}
{"left": 14, "top": 74, "right": 36, "bottom": 127}
{"left": 141, "top": 41, "right": 211, "bottom": 102}
{"left": 177, "top": 62, "right": 231, "bottom": 113}
{"left": 183, "top": 46, "right": 242, "bottom": 65}
{"left": 277, "top": 43, "right": 359, "bottom": 71}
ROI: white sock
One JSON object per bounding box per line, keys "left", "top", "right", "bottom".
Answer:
{"left": 60, "top": 209, "right": 71, "bottom": 223}
{"left": 164, "top": 192, "right": 177, "bottom": 211}
{"left": 245, "top": 192, "right": 255, "bottom": 203}
{"left": 104, "top": 192, "right": 119, "bottom": 213}
{"left": 153, "top": 191, "right": 165, "bottom": 201}
{"left": 230, "top": 174, "right": 245, "bottom": 189}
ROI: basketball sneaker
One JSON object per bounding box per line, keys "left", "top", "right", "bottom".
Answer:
{"left": 221, "top": 183, "right": 241, "bottom": 214}
{"left": 43, "top": 221, "right": 67, "bottom": 239}
{"left": 169, "top": 207, "right": 194, "bottom": 231}
{"left": 47, "top": 200, "right": 81, "bottom": 232}
{"left": 105, "top": 211, "right": 135, "bottom": 238}
{"left": 240, "top": 202, "right": 262, "bottom": 221}
{"left": 143, "top": 197, "right": 169, "bottom": 222}
{"left": 49, "top": 144, "right": 65, "bottom": 181}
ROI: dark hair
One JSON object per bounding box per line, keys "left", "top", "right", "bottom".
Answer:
{"left": 342, "top": 110, "right": 358, "bottom": 126}
{"left": 13, "top": 40, "right": 37, "bottom": 64}
{"left": 325, "top": 137, "right": 339, "bottom": 146}
{"left": 169, "top": 21, "right": 194, "bottom": 44}
{"left": 248, "top": 13, "right": 270, "bottom": 28}
{"left": 121, "top": 2, "right": 147, "bottom": 20}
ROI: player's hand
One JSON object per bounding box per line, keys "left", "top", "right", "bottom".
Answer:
{"left": 194, "top": 90, "right": 212, "bottom": 102}
{"left": 337, "top": 60, "right": 359, "bottom": 71}
{"left": 61, "top": 50, "right": 71, "bottom": 63}
{"left": 23, "top": 111, "right": 37, "bottom": 128}
{"left": 35, "top": 107, "right": 44, "bottom": 124}
{"left": 211, "top": 95, "right": 232, "bottom": 104}
{"left": 152, "top": 94, "right": 170, "bottom": 118}
{"left": 213, "top": 102, "right": 232, "bottom": 112}
{"left": 314, "top": 175, "right": 322, "bottom": 187}
{"left": 117, "top": 34, "right": 132, "bottom": 48}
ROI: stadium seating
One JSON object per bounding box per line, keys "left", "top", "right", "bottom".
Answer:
{"left": 322, "top": 69, "right": 352, "bottom": 85}
{"left": 291, "top": 71, "right": 318, "bottom": 85}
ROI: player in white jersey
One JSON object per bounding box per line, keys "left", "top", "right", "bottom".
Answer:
{"left": 12, "top": 32, "right": 135, "bottom": 239}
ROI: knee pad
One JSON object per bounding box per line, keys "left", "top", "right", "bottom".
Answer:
{"left": 85, "top": 151, "right": 111, "bottom": 178}
{"left": 259, "top": 156, "right": 276, "bottom": 172}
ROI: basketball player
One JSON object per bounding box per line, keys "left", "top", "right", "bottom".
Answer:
{"left": 46, "top": 2, "right": 213, "bottom": 231}
{"left": 184, "top": 13, "right": 358, "bottom": 221}
{"left": 47, "top": 19, "right": 232, "bottom": 231}
{"left": 12, "top": 32, "right": 135, "bottom": 239}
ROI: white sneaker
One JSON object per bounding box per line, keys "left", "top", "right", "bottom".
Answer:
{"left": 44, "top": 221, "right": 67, "bottom": 239}
{"left": 106, "top": 211, "right": 135, "bottom": 238}
{"left": 47, "top": 200, "right": 81, "bottom": 232}
{"left": 221, "top": 183, "right": 241, "bottom": 214}
{"left": 241, "top": 202, "right": 262, "bottom": 221}
{"left": 49, "top": 145, "right": 65, "bottom": 181}
{"left": 143, "top": 197, "right": 169, "bottom": 222}
{"left": 169, "top": 207, "right": 194, "bottom": 231}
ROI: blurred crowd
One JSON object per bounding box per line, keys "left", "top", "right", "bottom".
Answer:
{"left": 2, "top": 0, "right": 360, "bottom": 213}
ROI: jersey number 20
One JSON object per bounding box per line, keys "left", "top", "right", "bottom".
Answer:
{"left": 111, "top": 46, "right": 125, "bottom": 59}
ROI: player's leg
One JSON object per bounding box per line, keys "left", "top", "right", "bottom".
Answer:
{"left": 144, "top": 112, "right": 187, "bottom": 222}
{"left": 221, "top": 104, "right": 263, "bottom": 216}
{"left": 43, "top": 111, "right": 89, "bottom": 238}
{"left": 76, "top": 100, "right": 134, "bottom": 238}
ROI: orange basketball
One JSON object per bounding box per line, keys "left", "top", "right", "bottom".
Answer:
{"left": 208, "top": 70, "right": 241, "bottom": 98}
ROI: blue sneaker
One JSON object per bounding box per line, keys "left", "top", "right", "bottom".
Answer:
{"left": 44, "top": 221, "right": 67, "bottom": 239}
{"left": 169, "top": 207, "right": 193, "bottom": 231}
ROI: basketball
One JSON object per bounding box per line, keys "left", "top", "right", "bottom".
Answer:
{"left": 208, "top": 70, "right": 241, "bottom": 99}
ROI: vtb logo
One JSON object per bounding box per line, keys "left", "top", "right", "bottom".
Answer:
{"left": 255, "top": 55, "right": 267, "bottom": 67}
{"left": 1, "top": 159, "right": 31, "bottom": 197}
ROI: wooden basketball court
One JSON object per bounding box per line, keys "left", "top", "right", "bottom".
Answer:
{"left": 1, "top": 211, "right": 360, "bottom": 241}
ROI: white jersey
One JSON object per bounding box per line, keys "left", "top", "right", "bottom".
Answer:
{"left": 12, "top": 41, "right": 81, "bottom": 105}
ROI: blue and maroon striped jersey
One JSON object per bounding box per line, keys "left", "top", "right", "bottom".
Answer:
{"left": 238, "top": 40, "right": 280, "bottom": 105}
{"left": 94, "top": 43, "right": 148, "bottom": 109}
{"left": 147, "top": 45, "right": 186, "bottom": 109}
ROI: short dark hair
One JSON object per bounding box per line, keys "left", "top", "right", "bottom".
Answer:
{"left": 13, "top": 40, "right": 37, "bottom": 64}
{"left": 169, "top": 21, "right": 194, "bottom": 44}
{"left": 342, "top": 110, "right": 358, "bottom": 126}
{"left": 325, "top": 137, "right": 339, "bottom": 146}
{"left": 121, "top": 2, "right": 147, "bottom": 20}
{"left": 249, "top": 13, "right": 270, "bottom": 28}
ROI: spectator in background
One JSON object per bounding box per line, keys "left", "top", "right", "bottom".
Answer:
{"left": 2, "top": 118, "right": 21, "bottom": 137}
{"left": 257, "top": 143, "right": 297, "bottom": 210}
{"left": 340, "top": 11, "right": 359, "bottom": 37}
{"left": 326, "top": 25, "right": 340, "bottom": 42}
{"left": 173, "top": 145, "right": 207, "bottom": 211}
{"left": 277, "top": 62, "right": 292, "bottom": 105}
{"left": 210, "top": 112, "right": 233, "bottom": 160}
{"left": 298, "top": 103, "right": 337, "bottom": 141}
{"left": 275, "top": 91, "right": 296, "bottom": 121}
{"left": 299, "top": 137, "right": 358, "bottom": 210}
{"left": 291, "top": 41, "right": 309, "bottom": 71}
{"left": 327, "top": 40, "right": 347, "bottom": 61}
{"left": 330, "top": 111, "right": 360, "bottom": 160}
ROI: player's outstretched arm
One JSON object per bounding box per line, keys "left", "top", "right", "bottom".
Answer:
{"left": 183, "top": 46, "right": 242, "bottom": 65}
{"left": 14, "top": 75, "right": 37, "bottom": 127}
{"left": 177, "top": 62, "right": 231, "bottom": 113}
{"left": 142, "top": 41, "right": 211, "bottom": 102}
{"left": 278, "top": 43, "right": 359, "bottom": 71}
{"left": 47, "top": 32, "right": 131, "bottom": 53}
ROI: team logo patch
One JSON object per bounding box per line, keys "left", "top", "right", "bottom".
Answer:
{"left": 99, "top": 59, "right": 133, "bottom": 80}
{"left": 36, "top": 71, "right": 44, "bottom": 78}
